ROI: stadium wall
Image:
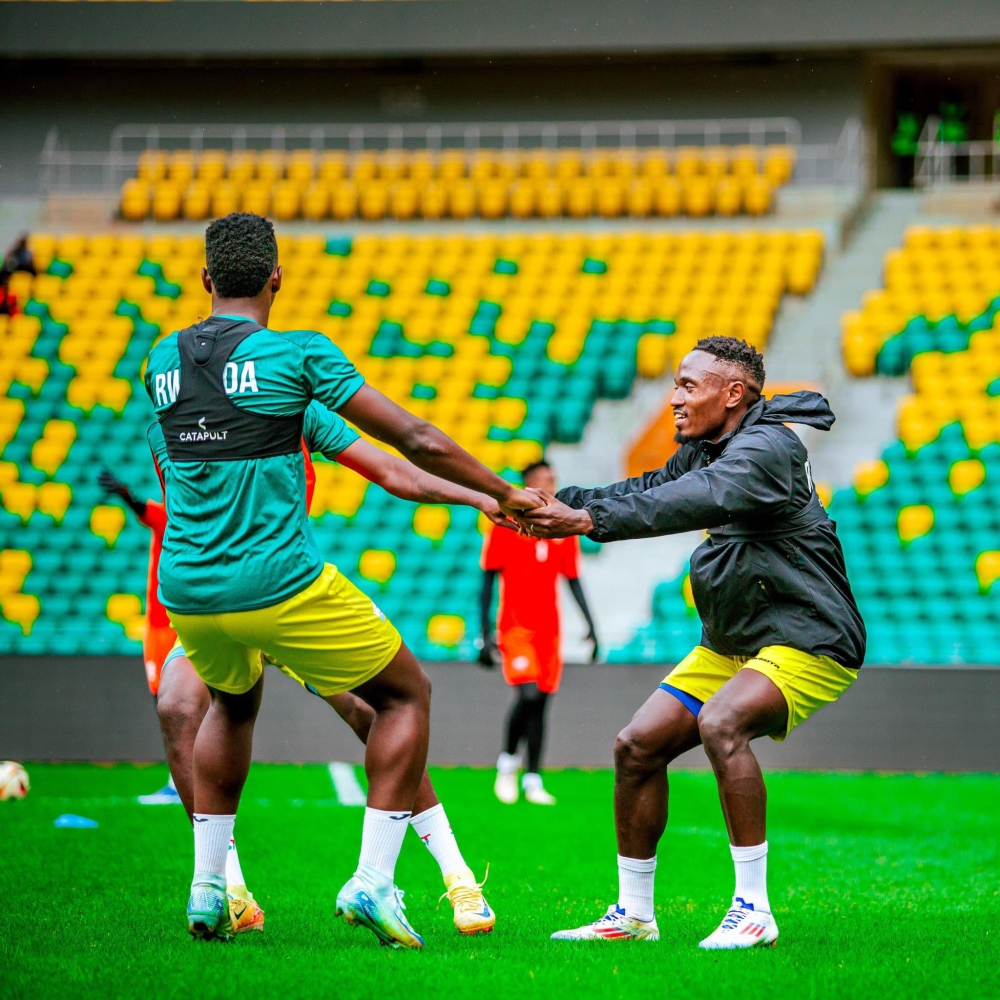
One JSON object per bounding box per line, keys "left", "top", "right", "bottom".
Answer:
{"left": 1, "top": 56, "right": 863, "bottom": 196}
{"left": 4, "top": 0, "right": 1000, "bottom": 60}
{"left": 3, "top": 658, "right": 999, "bottom": 772}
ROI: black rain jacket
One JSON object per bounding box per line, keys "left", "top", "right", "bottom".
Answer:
{"left": 557, "top": 392, "right": 866, "bottom": 669}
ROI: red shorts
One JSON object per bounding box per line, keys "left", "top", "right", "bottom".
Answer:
{"left": 499, "top": 627, "right": 562, "bottom": 694}
{"left": 143, "top": 623, "right": 178, "bottom": 696}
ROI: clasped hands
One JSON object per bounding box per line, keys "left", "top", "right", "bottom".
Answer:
{"left": 482, "top": 487, "right": 593, "bottom": 539}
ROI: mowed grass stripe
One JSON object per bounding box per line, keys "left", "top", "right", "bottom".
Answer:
{"left": 0, "top": 764, "right": 996, "bottom": 1000}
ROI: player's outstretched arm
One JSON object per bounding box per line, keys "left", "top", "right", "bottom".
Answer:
{"left": 338, "top": 385, "right": 542, "bottom": 517}
{"left": 335, "top": 438, "right": 512, "bottom": 527}
{"left": 98, "top": 469, "right": 147, "bottom": 518}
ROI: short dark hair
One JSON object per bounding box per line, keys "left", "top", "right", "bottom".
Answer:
{"left": 205, "top": 213, "right": 278, "bottom": 298}
{"left": 694, "top": 336, "right": 766, "bottom": 396}
{"left": 521, "top": 460, "right": 551, "bottom": 481}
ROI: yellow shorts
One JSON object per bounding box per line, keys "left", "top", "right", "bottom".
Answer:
{"left": 661, "top": 644, "right": 857, "bottom": 741}
{"left": 168, "top": 563, "right": 402, "bottom": 697}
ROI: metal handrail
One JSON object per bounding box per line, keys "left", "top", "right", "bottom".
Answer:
{"left": 39, "top": 117, "right": 869, "bottom": 195}
{"left": 106, "top": 117, "right": 803, "bottom": 156}
{"left": 913, "top": 115, "right": 1000, "bottom": 188}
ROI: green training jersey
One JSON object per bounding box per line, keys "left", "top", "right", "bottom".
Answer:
{"left": 144, "top": 316, "right": 363, "bottom": 614}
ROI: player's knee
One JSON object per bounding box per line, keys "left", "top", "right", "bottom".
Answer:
{"left": 156, "top": 684, "right": 207, "bottom": 733}
{"left": 614, "top": 728, "right": 658, "bottom": 775}
{"left": 697, "top": 702, "right": 744, "bottom": 758}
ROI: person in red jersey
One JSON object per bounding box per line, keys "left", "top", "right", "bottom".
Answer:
{"left": 99, "top": 470, "right": 175, "bottom": 696}
{"left": 480, "top": 460, "right": 598, "bottom": 806}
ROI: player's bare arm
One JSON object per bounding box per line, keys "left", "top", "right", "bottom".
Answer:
{"left": 335, "top": 437, "right": 513, "bottom": 527}
{"left": 338, "top": 384, "right": 543, "bottom": 518}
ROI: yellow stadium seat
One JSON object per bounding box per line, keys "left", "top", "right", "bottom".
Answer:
{"left": 427, "top": 614, "right": 465, "bottom": 647}
{"left": 168, "top": 152, "right": 195, "bottom": 187}
{"left": 151, "top": 184, "right": 182, "bottom": 221}
{"left": 318, "top": 153, "right": 348, "bottom": 184}
{"left": 1, "top": 482, "right": 35, "bottom": 522}
{"left": 897, "top": 504, "right": 934, "bottom": 545}
{"left": 448, "top": 182, "right": 477, "bottom": 220}
{"left": 120, "top": 180, "right": 150, "bottom": 220}
{"left": 419, "top": 183, "right": 448, "bottom": 220}
{"left": 438, "top": 151, "right": 466, "bottom": 181}
{"left": 626, "top": 179, "right": 653, "bottom": 218}
{"left": 975, "top": 551, "right": 1000, "bottom": 592}
{"left": 286, "top": 151, "right": 315, "bottom": 186}
{"left": 478, "top": 181, "right": 507, "bottom": 220}
{"left": 949, "top": 458, "right": 986, "bottom": 495}
{"left": 90, "top": 505, "right": 126, "bottom": 548}
{"left": 637, "top": 333, "right": 671, "bottom": 377}
{"left": 35, "top": 482, "right": 71, "bottom": 523}
{"left": 256, "top": 152, "right": 285, "bottom": 184}
{"left": 358, "top": 549, "right": 395, "bottom": 585}
{"left": 743, "top": 177, "right": 774, "bottom": 216}
{"left": 301, "top": 183, "right": 330, "bottom": 221}
{"left": 655, "top": 179, "right": 682, "bottom": 217}
{"left": 853, "top": 459, "right": 889, "bottom": 496}
{"left": 2, "top": 593, "right": 39, "bottom": 635}
{"left": 271, "top": 181, "right": 301, "bottom": 221}
{"left": 227, "top": 153, "right": 256, "bottom": 187}
{"left": 106, "top": 593, "right": 142, "bottom": 624}
{"left": 242, "top": 183, "right": 271, "bottom": 216}
{"left": 413, "top": 504, "right": 450, "bottom": 543}
{"left": 596, "top": 180, "right": 624, "bottom": 218}
{"left": 197, "top": 152, "right": 228, "bottom": 184}
{"left": 715, "top": 177, "right": 742, "bottom": 216}
{"left": 683, "top": 178, "right": 715, "bottom": 217}
{"left": 674, "top": 147, "right": 704, "bottom": 179}
{"left": 182, "top": 184, "right": 211, "bottom": 221}
{"left": 566, "top": 180, "right": 594, "bottom": 218}
{"left": 730, "top": 145, "right": 760, "bottom": 178}
{"left": 536, "top": 181, "right": 563, "bottom": 218}
{"left": 137, "top": 151, "right": 168, "bottom": 182}
{"left": 359, "top": 183, "right": 389, "bottom": 221}
{"left": 764, "top": 146, "right": 795, "bottom": 185}
{"left": 0, "top": 550, "right": 31, "bottom": 594}
{"left": 331, "top": 182, "right": 358, "bottom": 220}
{"left": 390, "top": 183, "right": 420, "bottom": 221}
{"left": 509, "top": 181, "right": 536, "bottom": 219}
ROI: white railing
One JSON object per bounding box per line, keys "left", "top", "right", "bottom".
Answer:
{"left": 913, "top": 115, "right": 1000, "bottom": 188}
{"left": 39, "top": 116, "right": 868, "bottom": 194}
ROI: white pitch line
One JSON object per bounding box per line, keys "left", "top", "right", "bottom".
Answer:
{"left": 327, "top": 761, "right": 366, "bottom": 806}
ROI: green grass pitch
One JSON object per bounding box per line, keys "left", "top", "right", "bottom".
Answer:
{"left": 1, "top": 764, "right": 997, "bottom": 999}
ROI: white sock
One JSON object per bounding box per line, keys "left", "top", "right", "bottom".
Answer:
{"left": 193, "top": 814, "right": 235, "bottom": 881}
{"left": 731, "top": 841, "right": 770, "bottom": 913}
{"left": 410, "top": 804, "right": 469, "bottom": 878}
{"left": 225, "top": 837, "right": 246, "bottom": 887}
{"left": 497, "top": 751, "right": 519, "bottom": 774}
{"left": 357, "top": 807, "right": 411, "bottom": 881}
{"left": 617, "top": 854, "right": 656, "bottom": 923}
{"left": 522, "top": 771, "right": 544, "bottom": 791}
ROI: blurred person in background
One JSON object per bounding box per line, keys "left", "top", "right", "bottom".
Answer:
{"left": 480, "top": 460, "right": 598, "bottom": 806}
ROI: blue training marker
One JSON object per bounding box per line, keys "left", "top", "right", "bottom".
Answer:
{"left": 54, "top": 814, "right": 98, "bottom": 829}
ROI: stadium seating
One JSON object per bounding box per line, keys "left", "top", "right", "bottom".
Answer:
{"left": 119, "top": 146, "right": 796, "bottom": 223}
{"left": 616, "top": 224, "right": 1000, "bottom": 666}
{"left": 0, "top": 228, "right": 822, "bottom": 659}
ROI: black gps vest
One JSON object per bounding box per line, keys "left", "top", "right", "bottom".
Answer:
{"left": 159, "top": 316, "right": 304, "bottom": 463}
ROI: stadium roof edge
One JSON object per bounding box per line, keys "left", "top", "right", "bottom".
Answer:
{"left": 3, "top": 0, "right": 1000, "bottom": 61}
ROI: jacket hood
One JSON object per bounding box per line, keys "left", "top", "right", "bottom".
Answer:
{"left": 755, "top": 390, "right": 835, "bottom": 430}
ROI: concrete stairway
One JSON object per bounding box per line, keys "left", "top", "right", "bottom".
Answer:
{"left": 765, "top": 190, "right": 925, "bottom": 487}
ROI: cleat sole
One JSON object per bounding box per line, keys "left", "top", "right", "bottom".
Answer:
{"left": 337, "top": 902, "right": 420, "bottom": 950}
